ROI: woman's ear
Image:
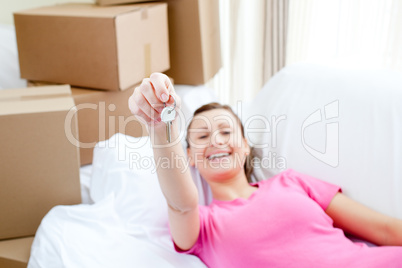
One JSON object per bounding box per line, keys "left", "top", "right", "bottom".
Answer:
{"left": 187, "top": 147, "right": 195, "bottom": 166}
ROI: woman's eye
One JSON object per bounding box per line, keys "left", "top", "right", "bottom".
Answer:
{"left": 199, "top": 135, "right": 208, "bottom": 139}
{"left": 222, "top": 131, "right": 231, "bottom": 135}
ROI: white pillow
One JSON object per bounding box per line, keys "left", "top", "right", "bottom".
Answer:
{"left": 0, "top": 24, "right": 27, "bottom": 89}
{"left": 242, "top": 63, "right": 402, "bottom": 219}
{"left": 90, "top": 133, "right": 168, "bottom": 234}
{"left": 174, "top": 84, "right": 219, "bottom": 125}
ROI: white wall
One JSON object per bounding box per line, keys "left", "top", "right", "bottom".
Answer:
{"left": 0, "top": 0, "right": 93, "bottom": 25}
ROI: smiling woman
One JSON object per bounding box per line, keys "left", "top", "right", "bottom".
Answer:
{"left": 185, "top": 103, "right": 257, "bottom": 201}
{"left": 186, "top": 103, "right": 258, "bottom": 185}
{"left": 128, "top": 72, "right": 402, "bottom": 268}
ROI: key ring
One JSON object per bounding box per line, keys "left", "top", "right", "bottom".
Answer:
{"left": 163, "top": 94, "right": 176, "bottom": 109}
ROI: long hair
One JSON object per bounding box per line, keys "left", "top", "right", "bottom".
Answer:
{"left": 186, "top": 102, "right": 258, "bottom": 183}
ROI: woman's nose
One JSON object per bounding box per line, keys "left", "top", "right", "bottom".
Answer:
{"left": 211, "top": 132, "right": 227, "bottom": 147}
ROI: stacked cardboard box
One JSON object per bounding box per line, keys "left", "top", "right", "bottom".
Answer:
{"left": 0, "top": 86, "right": 82, "bottom": 267}
{"left": 14, "top": 0, "right": 221, "bottom": 87}
{"left": 3, "top": 0, "right": 222, "bottom": 264}
{"left": 164, "top": 0, "right": 221, "bottom": 84}
{"left": 96, "top": 0, "right": 222, "bottom": 84}
{"left": 14, "top": 2, "right": 170, "bottom": 91}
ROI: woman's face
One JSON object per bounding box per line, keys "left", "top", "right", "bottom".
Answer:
{"left": 187, "top": 109, "right": 250, "bottom": 182}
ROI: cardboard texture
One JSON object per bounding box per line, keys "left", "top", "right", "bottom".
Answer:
{"left": 71, "top": 87, "right": 148, "bottom": 165}
{"left": 14, "top": 3, "right": 170, "bottom": 91}
{"left": 165, "top": 0, "right": 222, "bottom": 85}
{"left": 97, "top": 0, "right": 157, "bottom": 6}
{"left": 0, "top": 85, "right": 81, "bottom": 240}
{"left": 28, "top": 81, "right": 148, "bottom": 165}
{"left": 0, "top": 237, "right": 34, "bottom": 268}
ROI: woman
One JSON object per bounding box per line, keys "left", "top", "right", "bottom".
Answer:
{"left": 129, "top": 73, "right": 402, "bottom": 267}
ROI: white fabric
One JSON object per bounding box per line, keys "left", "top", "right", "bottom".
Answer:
{"left": 79, "top": 164, "right": 93, "bottom": 204}
{"left": 0, "top": 24, "right": 26, "bottom": 89}
{"left": 29, "top": 134, "right": 206, "bottom": 268}
{"left": 29, "top": 196, "right": 205, "bottom": 268}
{"left": 243, "top": 63, "right": 402, "bottom": 219}
{"left": 90, "top": 134, "right": 169, "bottom": 232}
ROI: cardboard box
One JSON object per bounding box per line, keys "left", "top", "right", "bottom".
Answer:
{"left": 0, "top": 237, "right": 34, "bottom": 268}
{"left": 165, "top": 0, "right": 221, "bottom": 84}
{"left": 0, "top": 86, "right": 81, "bottom": 240}
{"left": 97, "top": 0, "right": 157, "bottom": 6}
{"left": 91, "top": 0, "right": 221, "bottom": 84}
{"left": 28, "top": 81, "right": 149, "bottom": 165}
{"left": 14, "top": 3, "right": 170, "bottom": 91}
{"left": 71, "top": 87, "right": 148, "bottom": 165}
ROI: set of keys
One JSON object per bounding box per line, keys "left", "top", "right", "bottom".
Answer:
{"left": 160, "top": 94, "right": 176, "bottom": 143}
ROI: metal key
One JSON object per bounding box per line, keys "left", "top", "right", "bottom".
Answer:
{"left": 161, "top": 95, "right": 176, "bottom": 142}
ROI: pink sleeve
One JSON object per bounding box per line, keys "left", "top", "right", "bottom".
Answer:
{"left": 286, "top": 169, "right": 342, "bottom": 210}
{"left": 171, "top": 205, "right": 208, "bottom": 256}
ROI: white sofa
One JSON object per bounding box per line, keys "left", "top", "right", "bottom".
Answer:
{"left": 244, "top": 63, "right": 402, "bottom": 220}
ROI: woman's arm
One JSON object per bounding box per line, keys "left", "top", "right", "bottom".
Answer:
{"left": 325, "top": 192, "right": 402, "bottom": 246}
{"left": 129, "top": 73, "right": 200, "bottom": 250}
{"left": 152, "top": 119, "right": 200, "bottom": 250}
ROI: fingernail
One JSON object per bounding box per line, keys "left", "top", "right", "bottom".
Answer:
{"left": 161, "top": 93, "right": 169, "bottom": 102}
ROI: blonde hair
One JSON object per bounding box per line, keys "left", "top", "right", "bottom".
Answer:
{"left": 186, "top": 102, "right": 258, "bottom": 183}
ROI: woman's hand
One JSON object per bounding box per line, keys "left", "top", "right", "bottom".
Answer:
{"left": 128, "top": 73, "right": 181, "bottom": 133}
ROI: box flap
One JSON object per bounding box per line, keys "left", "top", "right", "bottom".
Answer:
{"left": 97, "top": 0, "right": 158, "bottom": 5}
{"left": 0, "top": 84, "right": 71, "bottom": 99}
{"left": 0, "top": 85, "right": 75, "bottom": 115}
{"left": 14, "top": 2, "right": 161, "bottom": 18}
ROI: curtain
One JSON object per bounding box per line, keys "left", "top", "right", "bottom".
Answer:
{"left": 208, "top": 0, "right": 289, "bottom": 106}
{"left": 263, "top": 0, "right": 289, "bottom": 82}
{"left": 286, "top": 0, "right": 402, "bottom": 71}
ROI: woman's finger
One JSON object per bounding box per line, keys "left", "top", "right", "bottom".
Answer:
{"left": 134, "top": 108, "right": 152, "bottom": 125}
{"left": 150, "top": 73, "right": 171, "bottom": 102}
{"left": 165, "top": 91, "right": 181, "bottom": 109}
{"left": 129, "top": 93, "right": 152, "bottom": 124}
{"left": 134, "top": 85, "right": 159, "bottom": 121}
{"left": 140, "top": 78, "right": 164, "bottom": 114}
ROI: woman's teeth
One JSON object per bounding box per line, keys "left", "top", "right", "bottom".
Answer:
{"left": 208, "top": 153, "right": 230, "bottom": 160}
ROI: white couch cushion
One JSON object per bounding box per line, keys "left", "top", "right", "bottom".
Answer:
{"left": 243, "top": 63, "right": 402, "bottom": 219}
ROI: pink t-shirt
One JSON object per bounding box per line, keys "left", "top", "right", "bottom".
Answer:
{"left": 173, "top": 169, "right": 402, "bottom": 267}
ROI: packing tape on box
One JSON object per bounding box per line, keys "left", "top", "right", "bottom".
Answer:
{"left": 141, "top": 7, "right": 150, "bottom": 77}
{"left": 141, "top": 8, "right": 148, "bottom": 20}
{"left": 144, "top": 43, "right": 151, "bottom": 77}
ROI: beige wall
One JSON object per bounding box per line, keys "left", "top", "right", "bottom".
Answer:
{"left": 0, "top": 0, "right": 93, "bottom": 25}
